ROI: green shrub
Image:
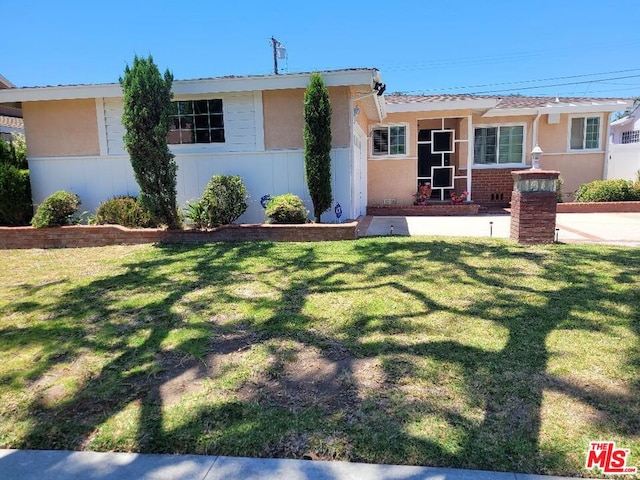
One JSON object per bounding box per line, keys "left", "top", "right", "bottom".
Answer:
{"left": 31, "top": 191, "right": 81, "bottom": 228}
{"left": 265, "top": 194, "right": 309, "bottom": 224}
{"left": 0, "top": 135, "right": 27, "bottom": 170}
{"left": 0, "top": 164, "right": 32, "bottom": 225}
{"left": 574, "top": 179, "right": 640, "bottom": 203}
{"left": 556, "top": 176, "right": 564, "bottom": 203}
{"left": 96, "top": 196, "right": 154, "bottom": 228}
{"left": 200, "top": 175, "right": 248, "bottom": 227}
{"left": 184, "top": 200, "right": 207, "bottom": 229}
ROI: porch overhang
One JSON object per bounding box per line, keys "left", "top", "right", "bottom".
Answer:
{"left": 482, "top": 100, "right": 632, "bottom": 117}
{"left": 386, "top": 98, "right": 499, "bottom": 113}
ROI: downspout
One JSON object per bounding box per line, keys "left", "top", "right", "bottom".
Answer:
{"left": 603, "top": 112, "right": 612, "bottom": 179}
{"left": 532, "top": 111, "right": 542, "bottom": 167}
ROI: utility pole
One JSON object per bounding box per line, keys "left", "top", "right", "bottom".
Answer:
{"left": 271, "top": 37, "right": 280, "bottom": 74}
{"left": 271, "top": 37, "right": 285, "bottom": 75}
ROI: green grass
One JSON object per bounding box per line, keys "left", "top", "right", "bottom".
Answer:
{"left": 0, "top": 238, "right": 638, "bottom": 478}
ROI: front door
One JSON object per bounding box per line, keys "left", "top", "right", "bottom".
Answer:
{"left": 418, "top": 129, "right": 452, "bottom": 200}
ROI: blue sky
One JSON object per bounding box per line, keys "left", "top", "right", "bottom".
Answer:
{"left": 4, "top": 0, "right": 640, "bottom": 98}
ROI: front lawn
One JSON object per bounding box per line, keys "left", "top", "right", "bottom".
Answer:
{"left": 0, "top": 238, "right": 638, "bottom": 478}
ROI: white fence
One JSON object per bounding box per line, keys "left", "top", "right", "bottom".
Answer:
{"left": 607, "top": 143, "right": 640, "bottom": 181}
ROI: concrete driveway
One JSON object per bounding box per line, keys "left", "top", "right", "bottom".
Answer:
{"left": 362, "top": 213, "right": 640, "bottom": 247}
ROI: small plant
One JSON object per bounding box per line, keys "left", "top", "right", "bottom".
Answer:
{"left": 200, "top": 174, "right": 249, "bottom": 228}
{"left": 574, "top": 179, "right": 640, "bottom": 203}
{"left": 265, "top": 194, "right": 309, "bottom": 224}
{"left": 413, "top": 183, "right": 432, "bottom": 205}
{"left": 31, "top": 191, "right": 80, "bottom": 228}
{"left": 556, "top": 176, "right": 564, "bottom": 203}
{"left": 0, "top": 163, "right": 32, "bottom": 225}
{"left": 450, "top": 191, "right": 469, "bottom": 205}
{"left": 96, "top": 196, "right": 154, "bottom": 228}
{"left": 184, "top": 200, "right": 207, "bottom": 229}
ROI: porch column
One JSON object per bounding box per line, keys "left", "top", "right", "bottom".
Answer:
{"left": 466, "top": 115, "right": 473, "bottom": 201}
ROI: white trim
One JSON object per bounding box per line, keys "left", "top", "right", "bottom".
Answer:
{"left": 482, "top": 102, "right": 631, "bottom": 117}
{"left": 542, "top": 151, "right": 606, "bottom": 156}
{"left": 0, "top": 69, "right": 380, "bottom": 103}
{"left": 386, "top": 98, "right": 499, "bottom": 113}
{"left": 431, "top": 129, "right": 455, "bottom": 154}
{"left": 603, "top": 112, "right": 612, "bottom": 179}
{"left": 466, "top": 115, "right": 473, "bottom": 201}
{"left": 95, "top": 98, "right": 108, "bottom": 156}
{"left": 470, "top": 163, "right": 529, "bottom": 170}
{"left": 473, "top": 122, "right": 527, "bottom": 166}
{"left": 567, "top": 114, "right": 603, "bottom": 152}
{"left": 368, "top": 156, "right": 417, "bottom": 161}
{"left": 370, "top": 122, "right": 410, "bottom": 158}
{"left": 253, "top": 91, "right": 265, "bottom": 151}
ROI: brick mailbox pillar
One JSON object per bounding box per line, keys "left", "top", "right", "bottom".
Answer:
{"left": 510, "top": 170, "right": 560, "bottom": 244}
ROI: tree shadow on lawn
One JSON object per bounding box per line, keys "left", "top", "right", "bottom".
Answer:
{"left": 5, "top": 239, "right": 639, "bottom": 476}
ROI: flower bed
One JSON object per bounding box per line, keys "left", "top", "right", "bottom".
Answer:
{"left": 367, "top": 203, "right": 480, "bottom": 216}
{"left": 0, "top": 222, "right": 358, "bottom": 249}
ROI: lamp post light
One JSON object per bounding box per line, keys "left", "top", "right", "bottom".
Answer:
{"left": 531, "top": 145, "right": 543, "bottom": 170}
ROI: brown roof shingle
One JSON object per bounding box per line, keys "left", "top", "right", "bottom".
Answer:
{"left": 385, "top": 94, "right": 629, "bottom": 109}
{"left": 0, "top": 115, "right": 24, "bottom": 130}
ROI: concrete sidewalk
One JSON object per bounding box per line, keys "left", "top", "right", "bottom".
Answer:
{"left": 0, "top": 449, "right": 594, "bottom": 480}
{"left": 363, "top": 213, "right": 640, "bottom": 247}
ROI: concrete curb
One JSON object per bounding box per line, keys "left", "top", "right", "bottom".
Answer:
{"left": 0, "top": 449, "right": 600, "bottom": 480}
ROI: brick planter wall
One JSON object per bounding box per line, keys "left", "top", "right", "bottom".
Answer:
{"left": 471, "top": 167, "right": 529, "bottom": 207}
{"left": 367, "top": 203, "right": 480, "bottom": 216}
{"left": 0, "top": 222, "right": 358, "bottom": 250}
{"left": 556, "top": 201, "right": 640, "bottom": 213}
{"left": 510, "top": 170, "right": 560, "bottom": 244}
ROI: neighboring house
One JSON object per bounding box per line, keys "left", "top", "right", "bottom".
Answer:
{"left": 0, "top": 69, "right": 384, "bottom": 223}
{"left": 608, "top": 101, "right": 640, "bottom": 181}
{"left": 0, "top": 74, "right": 24, "bottom": 142}
{"left": 359, "top": 94, "right": 631, "bottom": 207}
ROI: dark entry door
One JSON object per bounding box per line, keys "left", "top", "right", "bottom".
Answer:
{"left": 418, "top": 129, "right": 451, "bottom": 193}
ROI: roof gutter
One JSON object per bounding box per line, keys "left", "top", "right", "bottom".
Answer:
{"left": 0, "top": 69, "right": 381, "bottom": 103}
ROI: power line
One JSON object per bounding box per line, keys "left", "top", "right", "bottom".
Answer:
{"left": 468, "top": 74, "right": 640, "bottom": 94}
{"left": 400, "top": 68, "right": 640, "bottom": 94}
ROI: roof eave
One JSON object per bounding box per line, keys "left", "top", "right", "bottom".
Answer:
{"left": 0, "top": 69, "right": 380, "bottom": 103}
{"left": 385, "top": 98, "right": 500, "bottom": 113}
{"left": 483, "top": 100, "right": 632, "bottom": 117}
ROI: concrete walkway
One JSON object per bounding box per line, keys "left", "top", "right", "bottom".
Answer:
{"left": 0, "top": 449, "right": 596, "bottom": 480}
{"left": 363, "top": 212, "right": 640, "bottom": 247}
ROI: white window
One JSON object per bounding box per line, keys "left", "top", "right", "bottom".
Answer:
{"left": 372, "top": 125, "right": 406, "bottom": 156}
{"left": 569, "top": 116, "right": 600, "bottom": 150}
{"left": 621, "top": 130, "right": 640, "bottom": 144}
{"left": 168, "top": 99, "right": 225, "bottom": 145}
{"left": 474, "top": 125, "right": 524, "bottom": 165}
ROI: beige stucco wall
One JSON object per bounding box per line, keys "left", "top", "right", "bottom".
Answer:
{"left": 23, "top": 99, "right": 99, "bottom": 157}
{"left": 368, "top": 158, "right": 416, "bottom": 206}
{"left": 538, "top": 114, "right": 569, "bottom": 153}
{"left": 541, "top": 153, "right": 604, "bottom": 199}
{"left": 538, "top": 113, "right": 607, "bottom": 198}
{"left": 263, "top": 86, "right": 350, "bottom": 150}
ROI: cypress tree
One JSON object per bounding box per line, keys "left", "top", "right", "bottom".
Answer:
{"left": 120, "top": 55, "right": 180, "bottom": 228}
{"left": 303, "top": 73, "right": 332, "bottom": 222}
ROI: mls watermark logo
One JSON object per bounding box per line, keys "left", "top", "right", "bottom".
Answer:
{"left": 585, "top": 441, "right": 637, "bottom": 475}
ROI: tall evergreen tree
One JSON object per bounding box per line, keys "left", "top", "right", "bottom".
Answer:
{"left": 120, "top": 55, "right": 180, "bottom": 228}
{"left": 303, "top": 73, "right": 332, "bottom": 222}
